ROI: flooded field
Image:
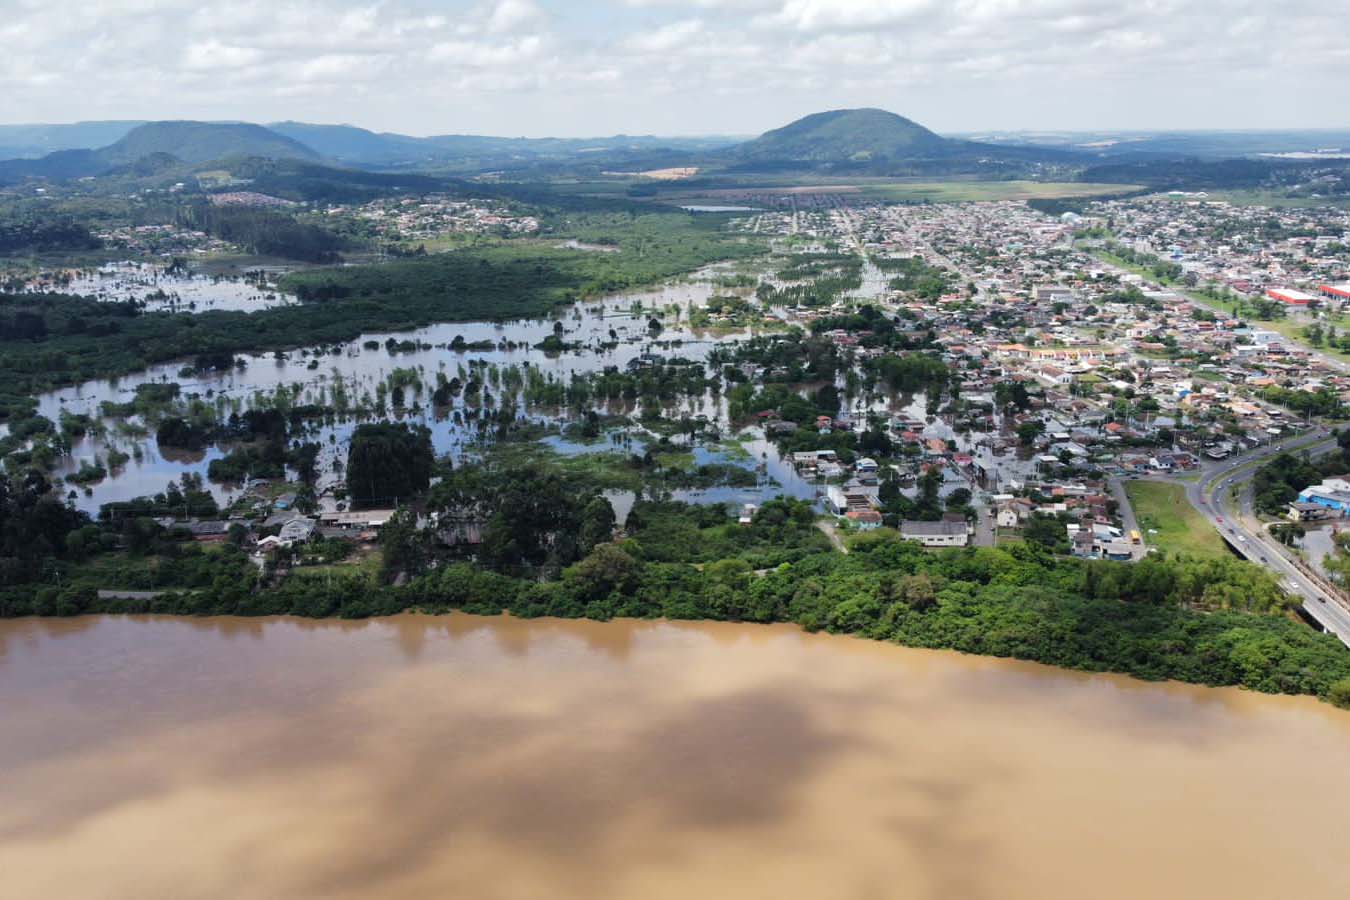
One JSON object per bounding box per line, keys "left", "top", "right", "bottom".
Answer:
{"left": 28, "top": 254, "right": 1031, "bottom": 515}
{"left": 2, "top": 613, "right": 1348, "bottom": 900}
{"left": 35, "top": 261, "right": 294, "bottom": 313}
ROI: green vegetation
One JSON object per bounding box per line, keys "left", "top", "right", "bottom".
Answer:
{"left": 346, "top": 423, "right": 433, "bottom": 507}
{"left": 283, "top": 213, "right": 759, "bottom": 308}
{"left": 1125, "top": 481, "right": 1229, "bottom": 559}
{"left": 1253, "top": 435, "right": 1350, "bottom": 515}
{"left": 0, "top": 216, "right": 102, "bottom": 254}
{"left": 1330, "top": 679, "right": 1350, "bottom": 709}
{"left": 178, "top": 203, "right": 346, "bottom": 262}
{"left": 877, "top": 255, "right": 950, "bottom": 298}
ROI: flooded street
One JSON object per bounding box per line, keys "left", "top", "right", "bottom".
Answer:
{"left": 2, "top": 614, "right": 1348, "bottom": 900}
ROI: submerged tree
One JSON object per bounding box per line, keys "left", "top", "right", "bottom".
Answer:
{"left": 346, "top": 422, "right": 433, "bottom": 506}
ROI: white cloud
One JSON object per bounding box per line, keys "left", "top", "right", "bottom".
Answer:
{"left": 181, "top": 41, "right": 265, "bottom": 71}
{"left": 486, "top": 0, "right": 546, "bottom": 33}
{"left": 623, "top": 20, "right": 705, "bottom": 53}
{"left": 756, "top": 0, "right": 935, "bottom": 30}
{"left": 429, "top": 35, "right": 546, "bottom": 67}
{"left": 0, "top": 0, "right": 1344, "bottom": 135}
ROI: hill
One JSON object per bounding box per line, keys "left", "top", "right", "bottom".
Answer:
{"left": 0, "top": 118, "right": 742, "bottom": 177}
{"left": 0, "top": 149, "right": 107, "bottom": 182}
{"left": 268, "top": 122, "right": 427, "bottom": 165}
{"left": 0, "top": 121, "right": 322, "bottom": 185}
{"left": 735, "top": 108, "right": 954, "bottom": 163}
{"left": 269, "top": 122, "right": 741, "bottom": 169}
{"left": 100, "top": 121, "right": 319, "bottom": 165}
{"left": 965, "top": 128, "right": 1350, "bottom": 160}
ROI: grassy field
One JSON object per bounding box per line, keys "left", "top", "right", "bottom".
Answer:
{"left": 1245, "top": 315, "right": 1350, "bottom": 363}
{"left": 858, "top": 180, "right": 1138, "bottom": 203}
{"left": 291, "top": 546, "right": 383, "bottom": 581}
{"left": 1126, "top": 481, "right": 1229, "bottom": 559}
{"left": 544, "top": 174, "right": 1139, "bottom": 205}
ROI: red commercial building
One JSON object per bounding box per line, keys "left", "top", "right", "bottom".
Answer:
{"left": 1266, "top": 287, "right": 1316, "bottom": 305}
{"left": 1320, "top": 283, "right": 1350, "bottom": 302}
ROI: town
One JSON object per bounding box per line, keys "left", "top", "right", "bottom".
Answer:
{"left": 13, "top": 192, "right": 1340, "bottom": 649}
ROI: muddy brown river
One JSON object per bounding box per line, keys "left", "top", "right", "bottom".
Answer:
{"left": 2, "top": 614, "right": 1348, "bottom": 899}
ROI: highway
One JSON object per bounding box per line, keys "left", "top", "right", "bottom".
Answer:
{"left": 1171, "top": 427, "right": 1350, "bottom": 646}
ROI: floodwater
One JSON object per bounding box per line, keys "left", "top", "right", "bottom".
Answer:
{"left": 41, "top": 265, "right": 776, "bottom": 511}
{"left": 45, "top": 261, "right": 294, "bottom": 313}
{"left": 39, "top": 260, "right": 903, "bottom": 514}
{"left": 33, "top": 257, "right": 1010, "bottom": 516}
{"left": 2, "top": 614, "right": 1348, "bottom": 900}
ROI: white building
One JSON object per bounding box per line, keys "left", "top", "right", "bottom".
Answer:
{"left": 900, "top": 520, "right": 969, "bottom": 548}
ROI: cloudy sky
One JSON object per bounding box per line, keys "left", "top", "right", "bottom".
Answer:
{"left": 2, "top": 0, "right": 1346, "bottom": 136}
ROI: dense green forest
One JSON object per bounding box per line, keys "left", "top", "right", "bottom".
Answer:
{"left": 0, "top": 214, "right": 102, "bottom": 254}
{"left": 283, "top": 212, "right": 760, "bottom": 303}
{"left": 347, "top": 423, "right": 433, "bottom": 506}
{"left": 177, "top": 203, "right": 346, "bottom": 262}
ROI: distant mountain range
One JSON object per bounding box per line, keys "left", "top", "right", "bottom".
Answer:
{"left": 0, "top": 121, "right": 146, "bottom": 160}
{"left": 267, "top": 122, "right": 740, "bottom": 168}
{"left": 0, "top": 122, "right": 322, "bottom": 183}
{"left": 2, "top": 111, "right": 1349, "bottom": 188}
{"left": 965, "top": 129, "right": 1350, "bottom": 160}
{"left": 0, "top": 119, "right": 744, "bottom": 180}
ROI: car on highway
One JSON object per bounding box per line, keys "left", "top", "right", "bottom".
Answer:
{"left": 1216, "top": 516, "right": 1223, "bottom": 523}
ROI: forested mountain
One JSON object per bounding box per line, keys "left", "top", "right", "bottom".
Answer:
{"left": 0, "top": 121, "right": 320, "bottom": 184}
{"left": 269, "top": 121, "right": 741, "bottom": 168}
{"left": 723, "top": 108, "right": 1083, "bottom": 175}
{"left": 0, "top": 149, "right": 107, "bottom": 182}
{"left": 266, "top": 122, "right": 428, "bottom": 165}
{"left": 99, "top": 122, "right": 319, "bottom": 165}
{"left": 735, "top": 108, "right": 955, "bottom": 162}
{"left": 0, "top": 118, "right": 741, "bottom": 179}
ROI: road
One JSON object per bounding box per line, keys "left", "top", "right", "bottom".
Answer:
{"left": 1175, "top": 427, "right": 1350, "bottom": 646}
{"left": 972, "top": 506, "right": 995, "bottom": 548}
{"left": 1107, "top": 478, "right": 1148, "bottom": 560}
{"left": 816, "top": 519, "right": 848, "bottom": 554}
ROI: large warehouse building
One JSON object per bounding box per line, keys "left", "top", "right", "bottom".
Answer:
{"left": 1266, "top": 287, "right": 1317, "bottom": 305}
